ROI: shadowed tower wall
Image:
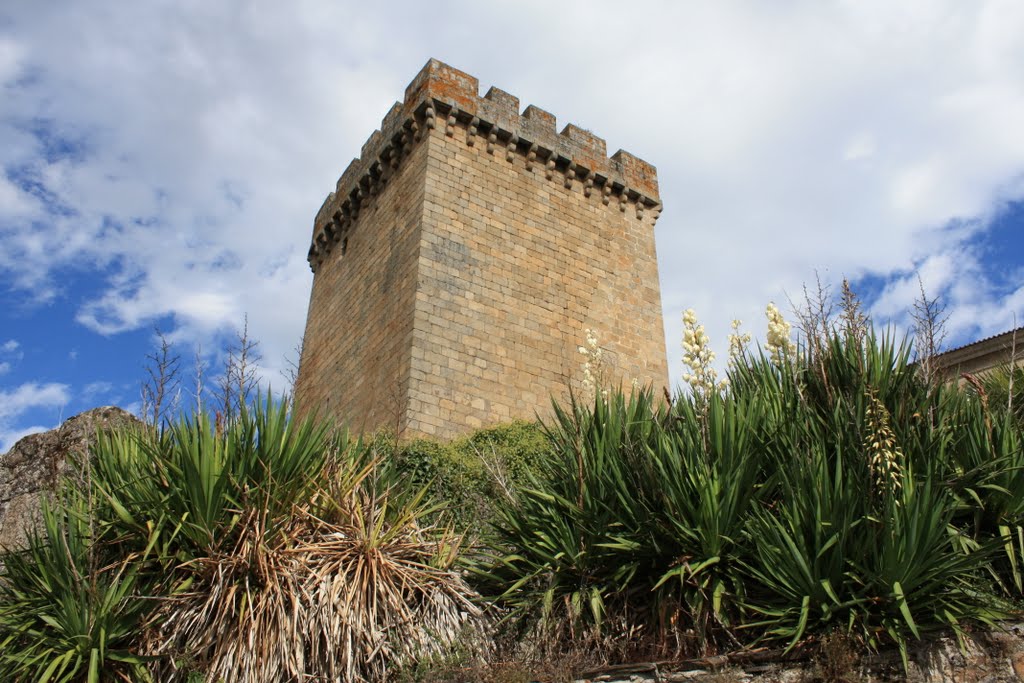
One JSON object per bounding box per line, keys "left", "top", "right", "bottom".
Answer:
{"left": 295, "top": 59, "right": 669, "bottom": 438}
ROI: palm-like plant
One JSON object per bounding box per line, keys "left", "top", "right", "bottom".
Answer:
{"left": 485, "top": 330, "right": 1019, "bottom": 665}
{"left": 0, "top": 492, "right": 153, "bottom": 682}
{"left": 91, "top": 394, "right": 333, "bottom": 560}
{"left": 2, "top": 394, "right": 485, "bottom": 682}
{"left": 647, "top": 394, "right": 766, "bottom": 649}
{"left": 145, "top": 481, "right": 482, "bottom": 683}
{"left": 738, "top": 332, "right": 1009, "bottom": 662}
{"left": 481, "top": 388, "right": 666, "bottom": 644}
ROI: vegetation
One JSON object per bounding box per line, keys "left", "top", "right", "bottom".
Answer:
{"left": 481, "top": 330, "right": 1023, "bottom": 669}
{"left": 1, "top": 317, "right": 1022, "bottom": 680}
{"left": 387, "top": 420, "right": 549, "bottom": 529}
{"left": 0, "top": 492, "right": 152, "bottom": 682}
{"left": 0, "top": 396, "right": 482, "bottom": 682}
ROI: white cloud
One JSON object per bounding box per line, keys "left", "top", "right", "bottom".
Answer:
{"left": 0, "top": 382, "right": 70, "bottom": 452}
{"left": 0, "top": 174, "right": 37, "bottom": 218}
{"left": 121, "top": 400, "right": 142, "bottom": 421}
{"left": 82, "top": 381, "right": 114, "bottom": 402}
{"left": 0, "top": 36, "right": 24, "bottom": 85}
{"left": 0, "top": 0, "right": 1021, "bottom": 395}
{"left": 0, "top": 340, "right": 24, "bottom": 368}
{"left": 843, "top": 133, "right": 877, "bottom": 162}
{"left": 0, "top": 382, "right": 70, "bottom": 422}
{"left": 868, "top": 244, "right": 1024, "bottom": 354}
{"left": 871, "top": 251, "right": 960, "bottom": 320}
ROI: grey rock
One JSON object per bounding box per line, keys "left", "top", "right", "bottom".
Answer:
{"left": 0, "top": 406, "right": 141, "bottom": 551}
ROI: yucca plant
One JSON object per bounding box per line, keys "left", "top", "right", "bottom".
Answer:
{"left": 0, "top": 492, "right": 153, "bottom": 682}
{"left": 646, "top": 393, "right": 766, "bottom": 650}
{"left": 746, "top": 457, "right": 1004, "bottom": 666}
{"left": 83, "top": 394, "right": 483, "bottom": 682}
{"left": 945, "top": 384, "right": 1024, "bottom": 597}
{"left": 91, "top": 393, "right": 334, "bottom": 561}
{"left": 978, "top": 363, "right": 1024, "bottom": 428}
{"left": 144, "top": 481, "right": 482, "bottom": 683}
{"left": 737, "top": 332, "right": 1009, "bottom": 665}
{"left": 480, "top": 388, "right": 667, "bottom": 646}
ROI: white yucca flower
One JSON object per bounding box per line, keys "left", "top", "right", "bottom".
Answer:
{"left": 681, "top": 308, "right": 727, "bottom": 398}
{"left": 765, "top": 303, "right": 794, "bottom": 366}
{"left": 727, "top": 319, "right": 752, "bottom": 372}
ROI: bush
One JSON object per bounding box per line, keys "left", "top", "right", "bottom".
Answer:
{"left": 390, "top": 420, "right": 549, "bottom": 530}
{"left": 478, "top": 388, "right": 672, "bottom": 650}
{"left": 3, "top": 332, "right": 1022, "bottom": 679}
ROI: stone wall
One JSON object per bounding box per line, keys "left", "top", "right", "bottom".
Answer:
{"left": 294, "top": 123, "right": 429, "bottom": 434}
{"left": 568, "top": 625, "right": 1024, "bottom": 682}
{"left": 295, "top": 59, "right": 669, "bottom": 439}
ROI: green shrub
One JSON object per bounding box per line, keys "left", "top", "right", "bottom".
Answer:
{"left": 478, "top": 389, "right": 670, "bottom": 647}
{"left": 4, "top": 332, "right": 1021, "bottom": 679}
{"left": 390, "top": 420, "right": 549, "bottom": 529}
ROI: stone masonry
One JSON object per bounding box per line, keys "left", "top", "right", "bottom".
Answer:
{"left": 294, "top": 59, "right": 669, "bottom": 439}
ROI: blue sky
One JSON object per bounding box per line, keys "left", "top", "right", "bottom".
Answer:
{"left": 2, "top": 1, "right": 1023, "bottom": 450}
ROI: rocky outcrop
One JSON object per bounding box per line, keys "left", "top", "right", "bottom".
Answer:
{"left": 0, "top": 406, "right": 141, "bottom": 550}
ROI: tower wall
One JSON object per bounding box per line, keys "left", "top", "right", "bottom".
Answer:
{"left": 294, "top": 123, "right": 428, "bottom": 433}
{"left": 295, "top": 59, "right": 669, "bottom": 438}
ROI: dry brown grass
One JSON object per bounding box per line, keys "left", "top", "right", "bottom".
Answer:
{"left": 144, "top": 488, "right": 484, "bottom": 682}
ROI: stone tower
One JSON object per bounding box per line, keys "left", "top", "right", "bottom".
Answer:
{"left": 294, "top": 59, "right": 668, "bottom": 438}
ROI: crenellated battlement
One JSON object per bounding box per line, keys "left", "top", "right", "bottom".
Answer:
{"left": 307, "top": 59, "right": 661, "bottom": 271}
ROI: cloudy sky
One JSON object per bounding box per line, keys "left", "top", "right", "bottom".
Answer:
{"left": 2, "top": 0, "right": 1023, "bottom": 450}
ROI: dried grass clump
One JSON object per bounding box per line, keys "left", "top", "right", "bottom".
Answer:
{"left": 146, "top": 490, "right": 483, "bottom": 683}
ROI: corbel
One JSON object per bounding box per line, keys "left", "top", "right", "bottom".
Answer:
{"left": 446, "top": 106, "right": 458, "bottom": 137}
{"left": 505, "top": 134, "right": 518, "bottom": 162}
{"left": 424, "top": 105, "right": 436, "bottom": 131}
